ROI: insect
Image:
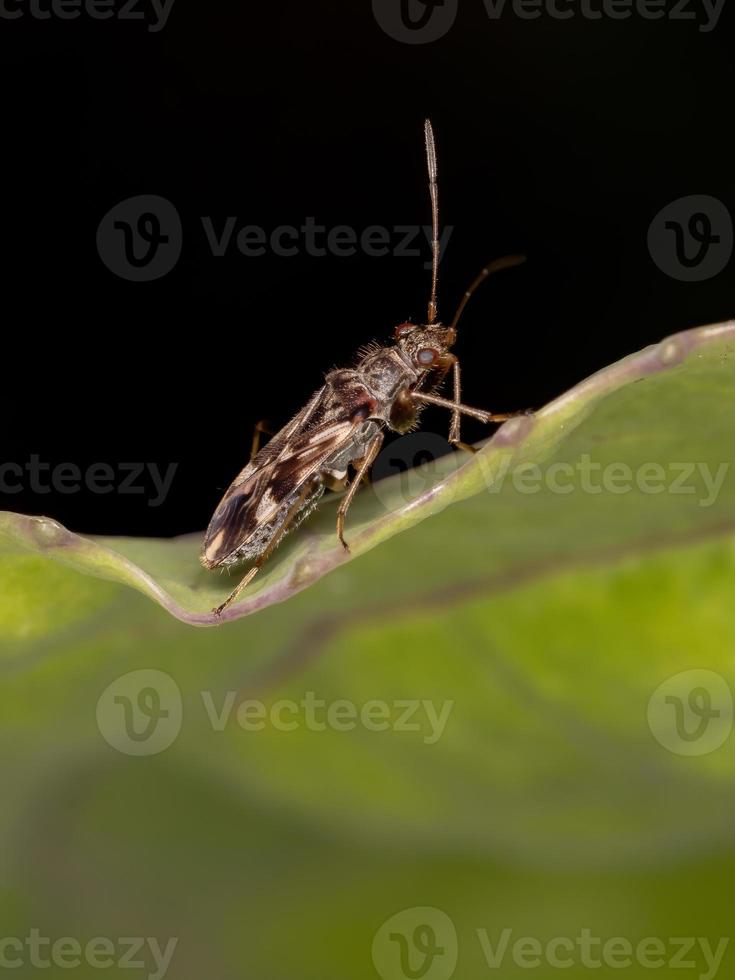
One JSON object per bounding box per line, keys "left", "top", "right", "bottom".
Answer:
{"left": 202, "top": 120, "right": 525, "bottom": 616}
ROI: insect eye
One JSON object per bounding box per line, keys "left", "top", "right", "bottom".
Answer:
{"left": 394, "top": 321, "right": 414, "bottom": 338}
{"left": 416, "top": 347, "right": 439, "bottom": 366}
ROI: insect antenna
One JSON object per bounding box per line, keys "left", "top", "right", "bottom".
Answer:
{"left": 449, "top": 253, "right": 526, "bottom": 332}
{"left": 424, "top": 118, "right": 440, "bottom": 325}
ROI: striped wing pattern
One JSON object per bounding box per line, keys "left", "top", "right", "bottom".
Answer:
{"left": 201, "top": 389, "right": 360, "bottom": 568}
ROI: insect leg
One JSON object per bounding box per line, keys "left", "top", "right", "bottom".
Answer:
{"left": 444, "top": 357, "right": 487, "bottom": 454}
{"left": 423, "top": 353, "right": 473, "bottom": 453}
{"left": 212, "top": 565, "right": 260, "bottom": 619}
{"left": 336, "top": 432, "right": 384, "bottom": 552}
{"left": 430, "top": 352, "right": 463, "bottom": 444}
{"left": 212, "top": 478, "right": 321, "bottom": 618}
{"left": 250, "top": 420, "right": 274, "bottom": 460}
{"left": 411, "top": 390, "right": 517, "bottom": 424}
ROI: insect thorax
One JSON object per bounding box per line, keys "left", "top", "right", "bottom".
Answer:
{"left": 354, "top": 348, "right": 418, "bottom": 413}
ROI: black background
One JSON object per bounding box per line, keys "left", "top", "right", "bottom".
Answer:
{"left": 2, "top": 0, "right": 733, "bottom": 536}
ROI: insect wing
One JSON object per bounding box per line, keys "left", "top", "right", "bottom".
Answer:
{"left": 202, "top": 400, "right": 360, "bottom": 568}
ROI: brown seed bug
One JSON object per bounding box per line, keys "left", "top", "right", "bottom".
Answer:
{"left": 202, "top": 120, "right": 525, "bottom": 616}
